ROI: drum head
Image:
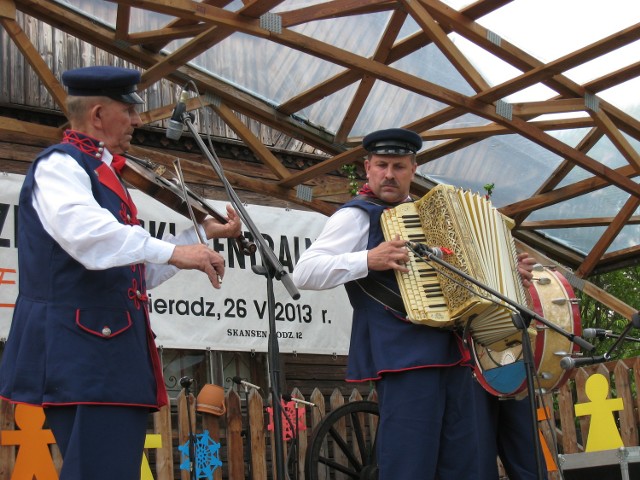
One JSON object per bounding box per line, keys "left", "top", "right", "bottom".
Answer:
{"left": 471, "top": 332, "right": 531, "bottom": 397}
{"left": 471, "top": 267, "right": 581, "bottom": 397}
{"left": 530, "top": 267, "right": 582, "bottom": 392}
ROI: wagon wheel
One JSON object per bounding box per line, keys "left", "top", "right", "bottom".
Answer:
{"left": 305, "top": 400, "right": 379, "bottom": 480}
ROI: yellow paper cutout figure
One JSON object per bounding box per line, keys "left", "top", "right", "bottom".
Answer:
{"left": 0, "top": 404, "right": 57, "bottom": 480}
{"left": 141, "top": 434, "right": 162, "bottom": 480}
{"left": 574, "top": 373, "right": 624, "bottom": 452}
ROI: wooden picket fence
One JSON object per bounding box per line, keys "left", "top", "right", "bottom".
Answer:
{"left": 1, "top": 357, "right": 639, "bottom": 479}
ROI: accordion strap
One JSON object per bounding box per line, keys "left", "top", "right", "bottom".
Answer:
{"left": 355, "top": 277, "right": 406, "bottom": 315}
{"left": 350, "top": 194, "right": 410, "bottom": 314}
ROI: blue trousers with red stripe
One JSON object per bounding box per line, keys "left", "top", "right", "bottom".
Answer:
{"left": 473, "top": 381, "right": 548, "bottom": 480}
{"left": 375, "top": 366, "right": 480, "bottom": 479}
{"left": 45, "top": 404, "right": 149, "bottom": 480}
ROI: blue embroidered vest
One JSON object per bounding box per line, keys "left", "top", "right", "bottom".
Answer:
{"left": 0, "top": 132, "right": 167, "bottom": 408}
{"left": 341, "top": 197, "right": 468, "bottom": 382}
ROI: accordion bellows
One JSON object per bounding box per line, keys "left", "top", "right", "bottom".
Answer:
{"left": 381, "top": 184, "right": 530, "bottom": 350}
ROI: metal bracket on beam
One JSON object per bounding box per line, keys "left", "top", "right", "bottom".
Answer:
{"left": 113, "top": 39, "right": 131, "bottom": 48}
{"left": 204, "top": 93, "right": 222, "bottom": 108}
{"left": 496, "top": 100, "right": 512, "bottom": 120}
{"left": 296, "top": 184, "right": 313, "bottom": 202}
{"left": 260, "top": 13, "right": 282, "bottom": 34}
{"left": 585, "top": 93, "right": 599, "bottom": 112}
{"left": 486, "top": 30, "right": 502, "bottom": 47}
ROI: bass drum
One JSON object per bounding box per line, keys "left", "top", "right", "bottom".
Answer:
{"left": 470, "top": 266, "right": 582, "bottom": 397}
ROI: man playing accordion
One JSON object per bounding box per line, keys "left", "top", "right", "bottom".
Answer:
{"left": 293, "top": 128, "right": 538, "bottom": 479}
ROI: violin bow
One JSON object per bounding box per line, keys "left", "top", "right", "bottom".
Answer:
{"left": 172, "top": 158, "right": 207, "bottom": 245}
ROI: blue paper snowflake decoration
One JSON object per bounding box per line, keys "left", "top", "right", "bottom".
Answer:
{"left": 178, "top": 430, "right": 223, "bottom": 479}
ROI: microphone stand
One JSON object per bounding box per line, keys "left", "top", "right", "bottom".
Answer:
{"left": 411, "top": 248, "right": 595, "bottom": 480}
{"left": 598, "top": 332, "right": 640, "bottom": 343}
{"left": 180, "top": 376, "right": 196, "bottom": 480}
{"left": 564, "top": 314, "right": 640, "bottom": 368}
{"left": 599, "top": 320, "right": 639, "bottom": 362}
{"left": 179, "top": 112, "right": 299, "bottom": 480}
{"left": 236, "top": 380, "right": 254, "bottom": 480}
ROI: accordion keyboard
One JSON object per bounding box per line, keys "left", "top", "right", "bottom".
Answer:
{"left": 382, "top": 206, "right": 452, "bottom": 326}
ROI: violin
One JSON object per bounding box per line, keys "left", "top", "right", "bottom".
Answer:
{"left": 121, "top": 153, "right": 256, "bottom": 255}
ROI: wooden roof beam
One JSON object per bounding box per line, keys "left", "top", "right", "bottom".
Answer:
{"left": 335, "top": 9, "right": 407, "bottom": 142}
{"left": 15, "top": 0, "right": 339, "bottom": 154}
{"left": 138, "top": 0, "right": 284, "bottom": 89}
{"left": 138, "top": 0, "right": 232, "bottom": 52}
{"left": 426, "top": 0, "right": 640, "bottom": 141}
{"left": 588, "top": 106, "right": 640, "bottom": 172}
{"left": 511, "top": 98, "right": 587, "bottom": 117}
{"left": 279, "top": 0, "right": 394, "bottom": 27}
{"left": 511, "top": 127, "right": 604, "bottom": 224}
{"left": 0, "top": 16, "right": 68, "bottom": 114}
{"left": 0, "top": 116, "right": 60, "bottom": 142}
{"left": 585, "top": 60, "right": 640, "bottom": 93}
{"left": 520, "top": 216, "right": 640, "bottom": 229}
{"left": 278, "top": 0, "right": 509, "bottom": 116}
{"left": 419, "top": 117, "right": 595, "bottom": 142}
{"left": 211, "top": 101, "right": 291, "bottom": 180}
{"left": 404, "top": 0, "right": 489, "bottom": 93}
{"left": 127, "top": 24, "right": 211, "bottom": 45}
{"left": 500, "top": 164, "right": 638, "bottom": 218}
{"left": 576, "top": 195, "right": 640, "bottom": 277}
{"left": 125, "top": 0, "right": 634, "bottom": 192}
{"left": 114, "top": 4, "right": 130, "bottom": 40}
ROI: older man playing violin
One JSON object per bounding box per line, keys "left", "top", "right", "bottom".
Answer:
{"left": 0, "top": 65, "right": 239, "bottom": 480}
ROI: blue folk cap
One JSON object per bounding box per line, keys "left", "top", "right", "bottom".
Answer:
{"left": 363, "top": 128, "right": 422, "bottom": 155}
{"left": 62, "top": 66, "right": 144, "bottom": 104}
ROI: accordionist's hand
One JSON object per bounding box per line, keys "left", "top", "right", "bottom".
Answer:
{"left": 517, "top": 252, "right": 536, "bottom": 288}
{"left": 367, "top": 237, "right": 410, "bottom": 273}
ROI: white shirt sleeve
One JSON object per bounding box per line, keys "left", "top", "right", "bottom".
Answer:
{"left": 292, "top": 207, "right": 371, "bottom": 290}
{"left": 32, "top": 151, "right": 192, "bottom": 287}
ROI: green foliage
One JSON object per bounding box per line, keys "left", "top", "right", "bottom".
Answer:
{"left": 577, "top": 266, "right": 640, "bottom": 359}
{"left": 483, "top": 183, "right": 495, "bottom": 198}
{"left": 341, "top": 164, "right": 360, "bottom": 196}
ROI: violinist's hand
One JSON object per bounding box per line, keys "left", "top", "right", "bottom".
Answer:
{"left": 367, "top": 236, "right": 410, "bottom": 273}
{"left": 169, "top": 244, "right": 225, "bottom": 289}
{"left": 203, "top": 204, "right": 242, "bottom": 239}
{"left": 517, "top": 252, "right": 536, "bottom": 289}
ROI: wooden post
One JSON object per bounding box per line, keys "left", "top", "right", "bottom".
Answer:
{"left": 226, "top": 388, "right": 245, "bottom": 479}
{"left": 200, "top": 404, "right": 223, "bottom": 480}
{"left": 291, "top": 387, "right": 308, "bottom": 480}
{"left": 248, "top": 388, "right": 267, "bottom": 480}
{"left": 153, "top": 405, "right": 174, "bottom": 480}
{"left": 614, "top": 360, "right": 638, "bottom": 446}
{"left": 329, "top": 389, "right": 346, "bottom": 480}
{"left": 309, "top": 388, "right": 326, "bottom": 480}
{"left": 177, "top": 390, "right": 196, "bottom": 480}
{"left": 0, "top": 399, "right": 15, "bottom": 479}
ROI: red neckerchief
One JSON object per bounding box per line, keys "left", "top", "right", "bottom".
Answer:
{"left": 111, "top": 154, "right": 127, "bottom": 174}
{"left": 358, "top": 183, "right": 377, "bottom": 197}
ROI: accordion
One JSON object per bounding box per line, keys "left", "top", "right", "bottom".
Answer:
{"left": 381, "top": 184, "right": 529, "bottom": 350}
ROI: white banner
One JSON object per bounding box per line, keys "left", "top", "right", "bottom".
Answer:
{"left": 0, "top": 173, "right": 353, "bottom": 355}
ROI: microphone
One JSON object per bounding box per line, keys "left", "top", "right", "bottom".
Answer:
{"left": 232, "top": 376, "right": 260, "bottom": 390}
{"left": 583, "top": 328, "right": 612, "bottom": 339}
{"left": 560, "top": 355, "right": 608, "bottom": 370}
{"left": 405, "top": 242, "right": 446, "bottom": 258}
{"left": 166, "top": 90, "right": 189, "bottom": 141}
{"left": 582, "top": 327, "right": 640, "bottom": 343}
{"left": 282, "top": 394, "right": 315, "bottom": 407}
{"left": 180, "top": 376, "right": 194, "bottom": 389}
